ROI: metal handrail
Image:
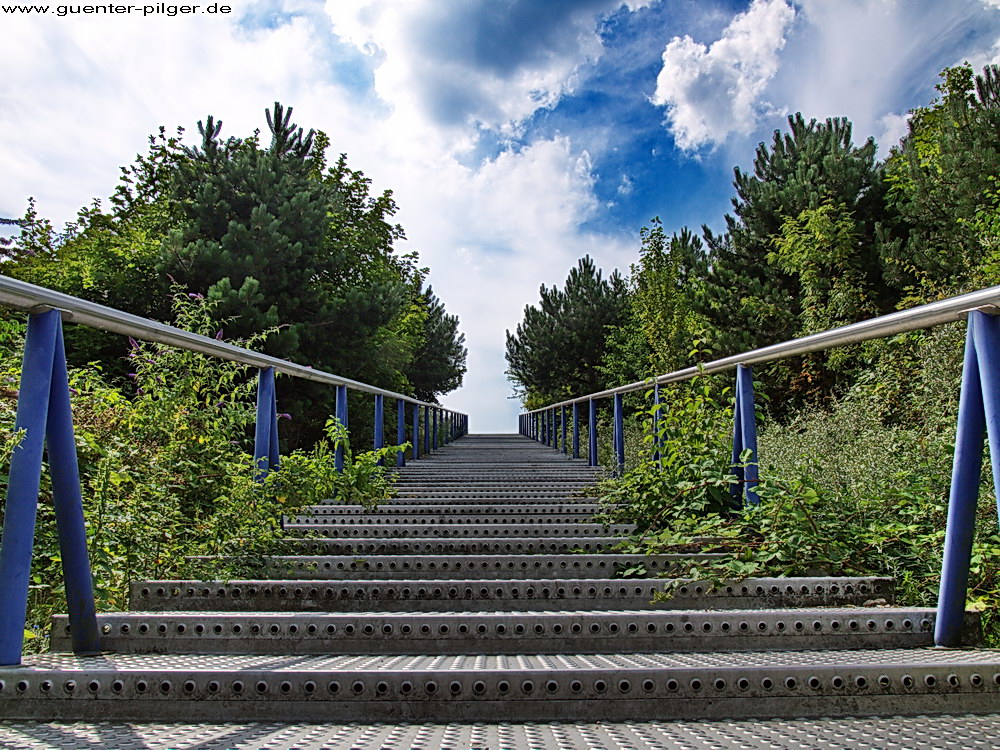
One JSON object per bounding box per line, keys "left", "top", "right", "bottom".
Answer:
{"left": 0, "top": 274, "right": 443, "bottom": 409}
{"left": 525, "top": 284, "right": 1000, "bottom": 414}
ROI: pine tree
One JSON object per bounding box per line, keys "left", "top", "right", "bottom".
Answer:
{"left": 506, "top": 256, "right": 628, "bottom": 406}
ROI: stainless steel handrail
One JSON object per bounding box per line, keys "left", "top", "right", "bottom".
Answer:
{"left": 525, "top": 284, "right": 1000, "bottom": 414}
{"left": 0, "top": 275, "right": 448, "bottom": 410}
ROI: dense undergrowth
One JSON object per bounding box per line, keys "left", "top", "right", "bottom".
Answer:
{"left": 592, "top": 323, "right": 1000, "bottom": 644}
{"left": 0, "top": 292, "right": 404, "bottom": 652}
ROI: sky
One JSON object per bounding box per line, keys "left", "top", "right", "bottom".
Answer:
{"left": 3, "top": 0, "right": 1000, "bottom": 432}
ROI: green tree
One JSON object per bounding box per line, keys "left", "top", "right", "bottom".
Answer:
{"left": 506, "top": 255, "right": 628, "bottom": 406}
{"left": 699, "top": 114, "right": 891, "bottom": 359}
{"left": 883, "top": 63, "right": 1000, "bottom": 296}
{"left": 409, "top": 286, "right": 467, "bottom": 402}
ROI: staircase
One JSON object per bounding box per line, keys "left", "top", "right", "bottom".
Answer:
{"left": 2, "top": 434, "right": 1000, "bottom": 739}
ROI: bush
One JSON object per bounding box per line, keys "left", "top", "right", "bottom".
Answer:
{"left": 0, "top": 291, "right": 402, "bottom": 652}
{"left": 598, "top": 330, "right": 1000, "bottom": 644}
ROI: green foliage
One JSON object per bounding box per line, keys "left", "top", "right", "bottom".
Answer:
{"left": 5, "top": 104, "right": 467, "bottom": 449}
{"left": 0, "top": 293, "right": 402, "bottom": 651}
{"left": 596, "top": 376, "right": 735, "bottom": 532}
{"left": 883, "top": 64, "right": 1000, "bottom": 295}
{"left": 506, "top": 255, "right": 629, "bottom": 406}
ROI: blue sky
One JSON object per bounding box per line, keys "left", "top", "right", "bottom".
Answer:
{"left": 3, "top": 0, "right": 1000, "bottom": 431}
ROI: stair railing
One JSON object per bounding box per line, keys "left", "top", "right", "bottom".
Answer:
{"left": 518, "top": 285, "right": 1000, "bottom": 648}
{"left": 0, "top": 275, "right": 467, "bottom": 666}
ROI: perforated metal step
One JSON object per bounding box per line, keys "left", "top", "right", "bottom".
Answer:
{"left": 286, "top": 513, "right": 605, "bottom": 526}
{"left": 287, "top": 537, "right": 628, "bottom": 555}
{"left": 251, "top": 554, "right": 723, "bottom": 579}
{"left": 128, "top": 577, "right": 895, "bottom": 613}
{"left": 4, "top": 649, "right": 1000, "bottom": 722}
{"left": 49, "top": 608, "right": 975, "bottom": 655}
{"left": 5, "top": 714, "right": 1000, "bottom": 750}
{"left": 282, "top": 523, "right": 637, "bottom": 538}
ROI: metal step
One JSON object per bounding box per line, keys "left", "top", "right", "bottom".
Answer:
{"left": 282, "top": 523, "right": 636, "bottom": 538}
{"left": 286, "top": 538, "right": 629, "bottom": 555}
{"left": 286, "top": 514, "right": 606, "bottom": 526}
{"left": 4, "top": 649, "right": 1000, "bottom": 722}
{"left": 49, "top": 608, "right": 978, "bottom": 655}
{"left": 128, "top": 577, "right": 895, "bottom": 613}
{"left": 6, "top": 713, "right": 1000, "bottom": 750}
{"left": 246, "top": 554, "right": 725, "bottom": 579}
{"left": 303, "top": 503, "right": 604, "bottom": 514}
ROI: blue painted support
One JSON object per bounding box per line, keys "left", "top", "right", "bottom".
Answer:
{"left": 254, "top": 366, "right": 280, "bottom": 480}
{"left": 424, "top": 406, "right": 430, "bottom": 454}
{"left": 730, "top": 364, "right": 760, "bottom": 506}
{"left": 588, "top": 398, "right": 598, "bottom": 467}
{"left": 433, "top": 408, "right": 439, "bottom": 449}
{"left": 613, "top": 393, "right": 625, "bottom": 475}
{"left": 572, "top": 403, "right": 580, "bottom": 459}
{"left": 561, "top": 405, "right": 567, "bottom": 455}
{"left": 550, "top": 408, "right": 557, "bottom": 448}
{"left": 412, "top": 403, "right": 420, "bottom": 460}
{"left": 396, "top": 400, "right": 406, "bottom": 467}
{"left": 373, "top": 394, "right": 384, "bottom": 468}
{"left": 444, "top": 412, "right": 451, "bottom": 444}
{"left": 541, "top": 410, "right": 546, "bottom": 445}
{"left": 936, "top": 310, "right": 1000, "bottom": 646}
{"left": 335, "top": 384, "right": 348, "bottom": 473}
{"left": 653, "top": 382, "right": 662, "bottom": 467}
{"left": 0, "top": 310, "right": 99, "bottom": 665}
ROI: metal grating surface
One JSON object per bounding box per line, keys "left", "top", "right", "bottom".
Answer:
{"left": 50, "top": 607, "right": 963, "bottom": 655}
{"left": 2, "top": 715, "right": 1000, "bottom": 749}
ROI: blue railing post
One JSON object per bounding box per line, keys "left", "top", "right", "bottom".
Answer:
{"left": 444, "top": 411, "right": 451, "bottom": 445}
{"left": 613, "top": 393, "right": 625, "bottom": 475}
{"left": 334, "top": 384, "right": 348, "bottom": 473}
{"left": 412, "top": 402, "right": 420, "bottom": 460}
{"left": 254, "top": 366, "right": 280, "bottom": 480}
{"left": 550, "top": 408, "right": 556, "bottom": 448}
{"left": 433, "top": 408, "right": 439, "bottom": 449}
{"left": 572, "top": 403, "right": 580, "bottom": 459}
{"left": 936, "top": 310, "right": 1000, "bottom": 646}
{"left": 396, "top": 400, "right": 406, "bottom": 467}
{"left": 0, "top": 309, "right": 99, "bottom": 665}
{"left": 374, "top": 393, "right": 384, "bottom": 450}
{"left": 424, "top": 406, "right": 430, "bottom": 454}
{"left": 588, "top": 398, "right": 598, "bottom": 467}
{"left": 730, "top": 364, "right": 759, "bottom": 506}
{"left": 653, "top": 382, "right": 663, "bottom": 467}
{"left": 561, "top": 405, "right": 567, "bottom": 455}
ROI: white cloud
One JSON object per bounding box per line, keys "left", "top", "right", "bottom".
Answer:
{"left": 325, "top": 0, "right": 638, "bottom": 149}
{"left": 875, "top": 112, "right": 911, "bottom": 156}
{"left": 0, "top": 3, "right": 641, "bottom": 432}
{"left": 760, "top": 0, "right": 1000, "bottom": 156}
{"left": 651, "top": 0, "right": 795, "bottom": 150}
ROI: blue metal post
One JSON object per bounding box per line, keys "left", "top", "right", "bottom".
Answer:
{"left": 412, "top": 402, "right": 420, "bottom": 460}
{"left": 444, "top": 411, "right": 451, "bottom": 444}
{"left": 652, "top": 382, "right": 662, "bottom": 467}
{"left": 730, "top": 364, "right": 759, "bottom": 506}
{"left": 613, "top": 393, "right": 625, "bottom": 475}
{"left": 936, "top": 310, "right": 1000, "bottom": 646}
{"left": 0, "top": 310, "right": 99, "bottom": 665}
{"left": 561, "top": 405, "right": 567, "bottom": 455}
{"left": 424, "top": 406, "right": 430, "bottom": 454}
{"left": 572, "top": 403, "right": 580, "bottom": 459}
{"left": 254, "top": 366, "right": 280, "bottom": 480}
{"left": 588, "top": 398, "right": 598, "bottom": 467}
{"left": 374, "top": 394, "right": 384, "bottom": 449}
{"left": 335, "top": 384, "right": 348, "bottom": 473}
{"left": 433, "top": 408, "right": 439, "bottom": 449}
{"left": 396, "top": 400, "right": 406, "bottom": 467}
{"left": 550, "top": 408, "right": 556, "bottom": 448}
